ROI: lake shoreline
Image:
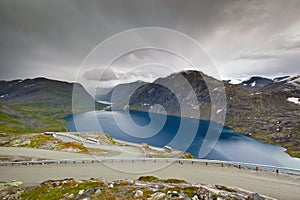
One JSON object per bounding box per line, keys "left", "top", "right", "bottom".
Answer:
{"left": 65, "top": 110, "right": 300, "bottom": 169}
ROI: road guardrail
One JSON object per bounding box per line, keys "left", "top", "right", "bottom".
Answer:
{"left": 0, "top": 157, "right": 299, "bottom": 175}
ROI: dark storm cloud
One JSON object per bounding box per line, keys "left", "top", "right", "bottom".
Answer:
{"left": 0, "top": 0, "right": 299, "bottom": 83}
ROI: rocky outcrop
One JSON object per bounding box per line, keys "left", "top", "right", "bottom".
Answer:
{"left": 3, "top": 177, "right": 275, "bottom": 200}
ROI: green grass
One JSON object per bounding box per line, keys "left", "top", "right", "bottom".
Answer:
{"left": 22, "top": 180, "right": 103, "bottom": 200}
{"left": 137, "top": 176, "right": 187, "bottom": 184}
{"left": 3, "top": 133, "right": 89, "bottom": 153}
{"left": 20, "top": 177, "right": 201, "bottom": 200}
{"left": 0, "top": 101, "right": 106, "bottom": 134}
{"left": 152, "top": 153, "right": 170, "bottom": 158}
{"left": 162, "top": 178, "right": 188, "bottom": 184}
{"left": 137, "top": 176, "right": 160, "bottom": 182}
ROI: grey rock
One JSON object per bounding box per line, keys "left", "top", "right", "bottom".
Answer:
{"left": 151, "top": 192, "right": 167, "bottom": 200}
{"left": 133, "top": 189, "right": 143, "bottom": 198}
{"left": 94, "top": 188, "right": 102, "bottom": 195}
{"left": 247, "top": 193, "right": 265, "bottom": 200}
{"left": 191, "top": 195, "right": 199, "bottom": 200}
{"left": 63, "top": 193, "right": 75, "bottom": 199}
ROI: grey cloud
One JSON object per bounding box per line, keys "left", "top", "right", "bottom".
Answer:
{"left": 235, "top": 52, "right": 279, "bottom": 61}
{"left": 83, "top": 68, "right": 118, "bottom": 81}
{"left": 0, "top": 0, "right": 300, "bottom": 83}
{"left": 279, "top": 40, "right": 300, "bottom": 51}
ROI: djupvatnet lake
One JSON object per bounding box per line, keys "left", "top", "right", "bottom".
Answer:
{"left": 66, "top": 110, "right": 300, "bottom": 169}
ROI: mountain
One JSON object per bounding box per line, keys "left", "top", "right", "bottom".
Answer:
{"left": 233, "top": 74, "right": 300, "bottom": 94}
{"left": 122, "top": 71, "right": 222, "bottom": 120}
{"left": 237, "top": 76, "right": 274, "bottom": 91}
{"left": 261, "top": 75, "right": 300, "bottom": 93}
{"left": 94, "top": 87, "right": 113, "bottom": 101}
{"left": 115, "top": 70, "right": 300, "bottom": 157}
{"left": 96, "top": 80, "right": 147, "bottom": 103}
{"left": 273, "top": 75, "right": 290, "bottom": 82}
{"left": 0, "top": 77, "right": 105, "bottom": 133}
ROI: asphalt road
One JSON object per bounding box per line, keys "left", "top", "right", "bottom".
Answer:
{"left": 1, "top": 161, "right": 299, "bottom": 200}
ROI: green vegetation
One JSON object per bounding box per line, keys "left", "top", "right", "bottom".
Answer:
{"left": 162, "top": 186, "right": 198, "bottom": 197}
{"left": 137, "top": 176, "right": 187, "bottom": 184}
{"left": 180, "top": 153, "right": 195, "bottom": 159}
{"left": 151, "top": 152, "right": 195, "bottom": 159}
{"left": 22, "top": 179, "right": 103, "bottom": 200}
{"left": 162, "top": 178, "right": 188, "bottom": 184}
{"left": 12, "top": 176, "right": 260, "bottom": 200}
{"left": 2, "top": 133, "right": 89, "bottom": 153}
{"left": 0, "top": 102, "right": 106, "bottom": 134}
{"left": 138, "top": 176, "right": 160, "bottom": 182}
{"left": 151, "top": 153, "right": 170, "bottom": 158}
{"left": 128, "top": 105, "right": 141, "bottom": 110}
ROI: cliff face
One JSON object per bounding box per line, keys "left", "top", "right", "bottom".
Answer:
{"left": 115, "top": 70, "right": 300, "bottom": 157}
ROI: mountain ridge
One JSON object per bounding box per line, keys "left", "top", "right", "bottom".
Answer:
{"left": 0, "top": 77, "right": 105, "bottom": 133}
{"left": 114, "top": 70, "right": 300, "bottom": 157}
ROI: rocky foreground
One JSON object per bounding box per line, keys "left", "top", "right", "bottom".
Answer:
{"left": 1, "top": 176, "right": 274, "bottom": 200}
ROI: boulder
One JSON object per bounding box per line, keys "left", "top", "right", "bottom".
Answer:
{"left": 78, "top": 190, "right": 84, "bottom": 195}
{"left": 150, "top": 192, "right": 167, "bottom": 200}
{"left": 191, "top": 195, "right": 199, "bottom": 200}
{"left": 133, "top": 190, "right": 143, "bottom": 198}
{"left": 95, "top": 188, "right": 102, "bottom": 195}
{"left": 247, "top": 193, "right": 265, "bottom": 200}
{"left": 63, "top": 193, "right": 75, "bottom": 199}
{"left": 195, "top": 187, "right": 209, "bottom": 200}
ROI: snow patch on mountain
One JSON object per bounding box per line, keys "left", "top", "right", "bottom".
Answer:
{"left": 287, "top": 97, "right": 300, "bottom": 105}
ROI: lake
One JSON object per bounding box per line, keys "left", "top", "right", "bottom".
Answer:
{"left": 66, "top": 110, "right": 300, "bottom": 169}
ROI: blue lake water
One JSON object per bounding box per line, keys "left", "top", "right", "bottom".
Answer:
{"left": 66, "top": 110, "right": 300, "bottom": 169}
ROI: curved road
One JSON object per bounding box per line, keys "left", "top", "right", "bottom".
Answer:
{"left": 0, "top": 161, "right": 299, "bottom": 200}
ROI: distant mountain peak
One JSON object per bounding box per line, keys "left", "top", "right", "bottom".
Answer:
{"left": 237, "top": 76, "right": 273, "bottom": 91}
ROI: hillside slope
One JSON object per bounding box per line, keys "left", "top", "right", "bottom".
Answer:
{"left": 118, "top": 70, "right": 300, "bottom": 157}
{"left": 0, "top": 78, "right": 105, "bottom": 133}
{"left": 95, "top": 80, "right": 146, "bottom": 103}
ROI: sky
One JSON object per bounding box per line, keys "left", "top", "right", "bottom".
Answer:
{"left": 1, "top": 0, "right": 300, "bottom": 87}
